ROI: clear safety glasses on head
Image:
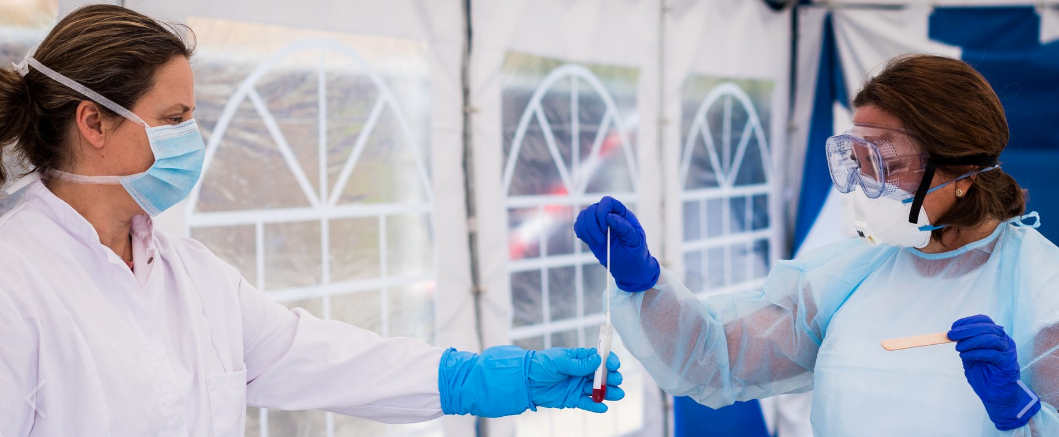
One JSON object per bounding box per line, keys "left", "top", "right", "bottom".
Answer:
{"left": 13, "top": 52, "right": 205, "bottom": 216}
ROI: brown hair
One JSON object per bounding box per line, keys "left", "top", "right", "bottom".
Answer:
{"left": 851, "top": 54, "right": 1027, "bottom": 239}
{"left": 0, "top": 4, "right": 195, "bottom": 186}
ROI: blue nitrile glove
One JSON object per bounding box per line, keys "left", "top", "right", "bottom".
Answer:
{"left": 528, "top": 347, "right": 624, "bottom": 413}
{"left": 574, "top": 196, "right": 660, "bottom": 292}
{"left": 439, "top": 346, "right": 624, "bottom": 417}
{"left": 949, "top": 315, "right": 1041, "bottom": 430}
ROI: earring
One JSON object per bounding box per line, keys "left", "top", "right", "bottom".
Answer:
{"left": 956, "top": 188, "right": 965, "bottom": 198}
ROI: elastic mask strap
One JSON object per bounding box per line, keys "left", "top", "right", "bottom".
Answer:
{"left": 929, "top": 166, "right": 999, "bottom": 196}
{"left": 48, "top": 169, "right": 126, "bottom": 185}
{"left": 903, "top": 165, "right": 1001, "bottom": 203}
{"left": 17, "top": 56, "right": 146, "bottom": 127}
{"left": 1011, "top": 211, "right": 1041, "bottom": 229}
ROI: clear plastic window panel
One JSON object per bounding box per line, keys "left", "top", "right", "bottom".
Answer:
{"left": 680, "top": 77, "right": 776, "bottom": 298}
{"left": 501, "top": 52, "right": 644, "bottom": 437}
{"left": 184, "top": 18, "right": 437, "bottom": 437}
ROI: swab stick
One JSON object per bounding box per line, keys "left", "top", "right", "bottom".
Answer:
{"left": 881, "top": 332, "right": 953, "bottom": 351}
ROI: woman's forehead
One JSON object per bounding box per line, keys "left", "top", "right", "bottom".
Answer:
{"left": 141, "top": 57, "right": 196, "bottom": 111}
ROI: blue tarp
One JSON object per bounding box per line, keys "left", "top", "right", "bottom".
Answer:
{"left": 931, "top": 6, "right": 1059, "bottom": 243}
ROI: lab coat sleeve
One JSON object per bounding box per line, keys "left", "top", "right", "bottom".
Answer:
{"left": 608, "top": 239, "right": 885, "bottom": 408}
{"left": 0, "top": 286, "right": 36, "bottom": 437}
{"left": 238, "top": 279, "right": 445, "bottom": 423}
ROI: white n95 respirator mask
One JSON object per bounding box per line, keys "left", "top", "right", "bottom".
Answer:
{"left": 851, "top": 189, "right": 935, "bottom": 248}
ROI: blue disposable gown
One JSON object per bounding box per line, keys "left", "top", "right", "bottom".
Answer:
{"left": 609, "top": 218, "right": 1059, "bottom": 436}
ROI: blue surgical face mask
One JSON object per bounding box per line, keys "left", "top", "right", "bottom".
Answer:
{"left": 15, "top": 55, "right": 205, "bottom": 216}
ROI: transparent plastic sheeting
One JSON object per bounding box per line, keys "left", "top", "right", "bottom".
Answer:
{"left": 610, "top": 224, "right": 1059, "bottom": 436}
{"left": 661, "top": 1, "right": 794, "bottom": 435}
{"left": 496, "top": 51, "right": 649, "bottom": 437}
{"left": 176, "top": 16, "right": 447, "bottom": 437}
{"left": 184, "top": 16, "right": 435, "bottom": 334}
{"left": 467, "top": 1, "right": 666, "bottom": 436}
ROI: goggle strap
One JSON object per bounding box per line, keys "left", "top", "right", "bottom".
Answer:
{"left": 931, "top": 154, "right": 999, "bottom": 167}
{"left": 909, "top": 160, "right": 936, "bottom": 224}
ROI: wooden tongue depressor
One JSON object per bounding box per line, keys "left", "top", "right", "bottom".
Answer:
{"left": 881, "top": 332, "right": 954, "bottom": 351}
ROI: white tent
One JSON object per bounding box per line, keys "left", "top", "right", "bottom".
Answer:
{"left": 3, "top": 0, "right": 1055, "bottom": 436}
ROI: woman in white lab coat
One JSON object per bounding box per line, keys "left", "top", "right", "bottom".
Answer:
{"left": 0, "top": 5, "right": 622, "bottom": 436}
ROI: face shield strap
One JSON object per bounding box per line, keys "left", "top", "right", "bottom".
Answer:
{"left": 906, "top": 154, "right": 1000, "bottom": 224}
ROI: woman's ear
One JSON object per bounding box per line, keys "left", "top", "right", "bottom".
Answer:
{"left": 74, "top": 101, "right": 107, "bottom": 150}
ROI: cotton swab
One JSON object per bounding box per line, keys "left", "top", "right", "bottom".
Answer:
{"left": 606, "top": 227, "right": 612, "bottom": 325}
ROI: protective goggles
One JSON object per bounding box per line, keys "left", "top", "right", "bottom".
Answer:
{"left": 826, "top": 123, "right": 999, "bottom": 224}
{"left": 826, "top": 125, "right": 928, "bottom": 200}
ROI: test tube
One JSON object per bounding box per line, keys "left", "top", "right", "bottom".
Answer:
{"left": 592, "top": 323, "right": 614, "bottom": 402}
{"left": 592, "top": 227, "right": 614, "bottom": 403}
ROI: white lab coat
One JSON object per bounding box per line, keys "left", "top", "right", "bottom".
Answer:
{"left": 0, "top": 180, "right": 445, "bottom": 437}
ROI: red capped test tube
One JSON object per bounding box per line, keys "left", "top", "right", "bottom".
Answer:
{"left": 592, "top": 323, "right": 614, "bottom": 403}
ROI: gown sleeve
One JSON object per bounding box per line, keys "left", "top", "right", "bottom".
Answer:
{"left": 1005, "top": 271, "right": 1059, "bottom": 437}
{"left": 608, "top": 239, "right": 888, "bottom": 408}
{"left": 238, "top": 278, "right": 445, "bottom": 424}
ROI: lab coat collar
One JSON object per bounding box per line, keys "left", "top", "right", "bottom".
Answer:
{"left": 23, "top": 178, "right": 159, "bottom": 256}
{"left": 130, "top": 213, "right": 156, "bottom": 250}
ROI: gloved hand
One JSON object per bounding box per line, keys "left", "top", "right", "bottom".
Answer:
{"left": 949, "top": 315, "right": 1041, "bottom": 430}
{"left": 574, "top": 196, "right": 660, "bottom": 292}
{"left": 528, "top": 347, "right": 624, "bottom": 413}
{"left": 439, "top": 346, "right": 624, "bottom": 417}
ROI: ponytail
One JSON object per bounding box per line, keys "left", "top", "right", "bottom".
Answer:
{"left": 0, "top": 67, "right": 34, "bottom": 187}
{"left": 931, "top": 165, "right": 1027, "bottom": 240}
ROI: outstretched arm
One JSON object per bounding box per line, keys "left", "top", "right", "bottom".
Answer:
{"left": 576, "top": 196, "right": 827, "bottom": 408}
{"left": 239, "top": 279, "right": 624, "bottom": 421}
